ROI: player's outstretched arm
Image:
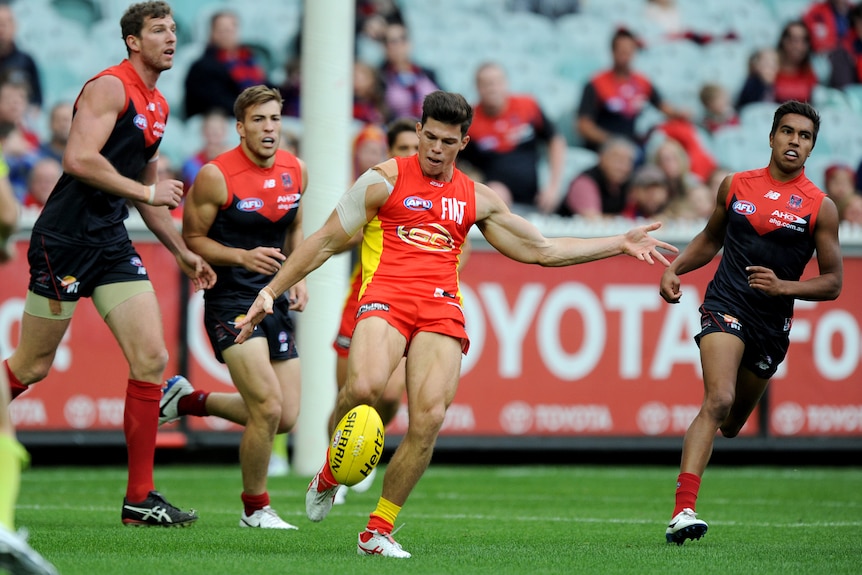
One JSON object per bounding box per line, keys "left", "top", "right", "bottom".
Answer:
{"left": 659, "top": 175, "right": 731, "bottom": 303}
{"left": 234, "top": 209, "right": 354, "bottom": 343}
{"left": 474, "top": 183, "right": 677, "bottom": 267}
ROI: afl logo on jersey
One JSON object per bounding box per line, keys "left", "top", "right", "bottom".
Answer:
{"left": 404, "top": 196, "right": 433, "bottom": 211}
{"left": 732, "top": 200, "right": 756, "bottom": 215}
{"left": 237, "top": 198, "right": 264, "bottom": 212}
{"left": 133, "top": 114, "right": 148, "bottom": 130}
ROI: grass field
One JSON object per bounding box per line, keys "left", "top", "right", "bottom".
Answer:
{"left": 11, "top": 463, "right": 862, "bottom": 575}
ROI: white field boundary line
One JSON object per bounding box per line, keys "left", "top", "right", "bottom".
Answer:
{"left": 15, "top": 504, "right": 862, "bottom": 528}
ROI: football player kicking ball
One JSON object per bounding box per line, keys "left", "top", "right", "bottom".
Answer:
{"left": 236, "top": 91, "right": 677, "bottom": 558}
{"left": 660, "top": 100, "right": 842, "bottom": 544}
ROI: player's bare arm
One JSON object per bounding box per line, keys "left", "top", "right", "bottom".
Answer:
{"left": 63, "top": 75, "right": 182, "bottom": 208}
{"left": 130, "top": 157, "right": 215, "bottom": 291}
{"left": 475, "top": 182, "right": 677, "bottom": 266}
{"left": 234, "top": 162, "right": 393, "bottom": 343}
{"left": 284, "top": 159, "right": 309, "bottom": 311}
{"left": 183, "top": 163, "right": 286, "bottom": 276}
{"left": 660, "top": 175, "right": 732, "bottom": 303}
{"left": 746, "top": 195, "right": 843, "bottom": 301}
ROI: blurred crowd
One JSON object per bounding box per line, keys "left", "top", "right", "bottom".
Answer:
{"left": 3, "top": 0, "right": 862, "bottom": 229}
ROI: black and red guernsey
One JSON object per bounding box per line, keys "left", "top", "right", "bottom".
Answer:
{"left": 704, "top": 167, "right": 825, "bottom": 333}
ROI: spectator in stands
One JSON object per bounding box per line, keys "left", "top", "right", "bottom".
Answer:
{"left": 649, "top": 137, "right": 702, "bottom": 204}
{"left": 0, "top": 78, "right": 40, "bottom": 202}
{"left": 0, "top": 150, "right": 15, "bottom": 263}
{"left": 824, "top": 163, "right": 858, "bottom": 208}
{"left": 661, "top": 179, "right": 714, "bottom": 221}
{"left": 621, "top": 164, "right": 670, "bottom": 220}
{"left": 379, "top": 22, "right": 439, "bottom": 120}
{"left": 22, "top": 155, "right": 60, "bottom": 211}
{"left": 699, "top": 83, "right": 739, "bottom": 134}
{"left": 0, "top": 78, "right": 38, "bottom": 149}
{"left": 736, "top": 47, "right": 779, "bottom": 109}
{"left": 555, "top": 136, "right": 636, "bottom": 219}
{"left": 0, "top": 5, "right": 42, "bottom": 114}
{"left": 705, "top": 165, "right": 731, "bottom": 196}
{"left": 507, "top": 0, "right": 580, "bottom": 19}
{"left": 352, "top": 123, "right": 388, "bottom": 179}
{"left": 279, "top": 56, "right": 301, "bottom": 117}
{"left": 357, "top": 0, "right": 403, "bottom": 38}
{"left": 460, "top": 62, "right": 567, "bottom": 213}
{"left": 826, "top": 4, "right": 862, "bottom": 88}
{"left": 576, "top": 27, "right": 688, "bottom": 154}
{"left": 353, "top": 61, "right": 388, "bottom": 126}
{"left": 355, "top": 0, "right": 403, "bottom": 63}
{"left": 37, "top": 101, "right": 72, "bottom": 164}
{"left": 774, "top": 21, "right": 819, "bottom": 104}
{"left": 838, "top": 193, "right": 862, "bottom": 224}
{"left": 280, "top": 127, "right": 300, "bottom": 155}
{"left": 803, "top": 0, "right": 854, "bottom": 55}
{"left": 184, "top": 10, "right": 269, "bottom": 119}
{"left": 180, "top": 109, "right": 232, "bottom": 190}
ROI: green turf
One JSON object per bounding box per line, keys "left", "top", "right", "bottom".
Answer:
{"left": 11, "top": 464, "right": 862, "bottom": 575}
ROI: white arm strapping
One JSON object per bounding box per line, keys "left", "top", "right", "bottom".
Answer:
{"left": 335, "top": 169, "right": 393, "bottom": 236}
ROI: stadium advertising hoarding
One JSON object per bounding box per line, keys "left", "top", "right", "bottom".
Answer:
{"left": 3, "top": 242, "right": 861, "bottom": 439}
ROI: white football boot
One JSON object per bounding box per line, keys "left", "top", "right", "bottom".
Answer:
{"left": 305, "top": 467, "right": 339, "bottom": 522}
{"left": 666, "top": 508, "right": 708, "bottom": 545}
{"left": 0, "top": 525, "right": 59, "bottom": 575}
{"left": 357, "top": 527, "right": 411, "bottom": 558}
{"left": 240, "top": 506, "right": 298, "bottom": 530}
{"left": 159, "top": 375, "right": 194, "bottom": 425}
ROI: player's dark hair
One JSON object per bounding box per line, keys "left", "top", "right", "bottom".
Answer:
{"left": 386, "top": 117, "right": 418, "bottom": 149}
{"left": 421, "top": 91, "right": 473, "bottom": 137}
{"left": 121, "top": 1, "right": 173, "bottom": 55}
{"left": 771, "top": 100, "right": 821, "bottom": 146}
{"left": 234, "top": 85, "right": 283, "bottom": 123}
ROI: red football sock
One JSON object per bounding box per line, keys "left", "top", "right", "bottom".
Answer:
{"left": 315, "top": 448, "right": 338, "bottom": 490}
{"left": 177, "top": 391, "right": 209, "bottom": 417}
{"left": 241, "top": 491, "right": 270, "bottom": 516}
{"left": 366, "top": 514, "right": 394, "bottom": 535}
{"left": 124, "top": 379, "right": 160, "bottom": 502}
{"left": 4, "top": 360, "right": 28, "bottom": 399}
{"left": 673, "top": 472, "right": 702, "bottom": 517}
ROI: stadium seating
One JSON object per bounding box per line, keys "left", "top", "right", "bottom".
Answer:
{"left": 11, "top": 0, "right": 862, "bottom": 190}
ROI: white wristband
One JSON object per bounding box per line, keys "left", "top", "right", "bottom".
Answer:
{"left": 147, "top": 184, "right": 156, "bottom": 205}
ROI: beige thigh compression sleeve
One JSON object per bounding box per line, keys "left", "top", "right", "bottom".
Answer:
{"left": 92, "top": 280, "right": 154, "bottom": 319}
{"left": 23, "top": 291, "right": 78, "bottom": 320}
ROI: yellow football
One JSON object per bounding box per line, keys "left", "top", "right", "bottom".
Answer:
{"left": 328, "top": 404, "right": 385, "bottom": 486}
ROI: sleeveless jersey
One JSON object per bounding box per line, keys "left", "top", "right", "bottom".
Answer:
{"left": 204, "top": 146, "right": 303, "bottom": 304}
{"left": 704, "top": 167, "right": 825, "bottom": 332}
{"left": 34, "top": 60, "right": 168, "bottom": 245}
{"left": 361, "top": 155, "right": 476, "bottom": 302}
